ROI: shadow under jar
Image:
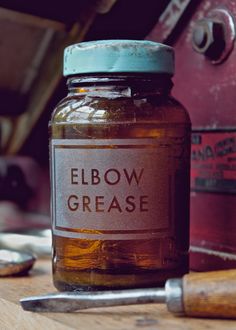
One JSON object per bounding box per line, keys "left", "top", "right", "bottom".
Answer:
{"left": 49, "top": 40, "right": 191, "bottom": 291}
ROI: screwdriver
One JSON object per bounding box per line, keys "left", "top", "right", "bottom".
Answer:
{"left": 20, "top": 269, "right": 236, "bottom": 319}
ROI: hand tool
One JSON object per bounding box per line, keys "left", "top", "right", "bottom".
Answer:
{"left": 0, "top": 249, "right": 36, "bottom": 276}
{"left": 20, "top": 269, "right": 236, "bottom": 318}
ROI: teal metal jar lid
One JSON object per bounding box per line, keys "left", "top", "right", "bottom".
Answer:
{"left": 63, "top": 40, "right": 174, "bottom": 76}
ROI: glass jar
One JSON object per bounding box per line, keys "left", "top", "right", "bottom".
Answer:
{"left": 49, "top": 40, "right": 191, "bottom": 291}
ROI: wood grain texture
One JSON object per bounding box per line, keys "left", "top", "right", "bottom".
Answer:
{"left": 0, "top": 260, "right": 236, "bottom": 329}
{"left": 183, "top": 269, "right": 236, "bottom": 318}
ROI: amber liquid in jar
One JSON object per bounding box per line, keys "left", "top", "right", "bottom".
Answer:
{"left": 50, "top": 75, "right": 191, "bottom": 291}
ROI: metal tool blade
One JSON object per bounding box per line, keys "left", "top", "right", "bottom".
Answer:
{"left": 20, "top": 288, "right": 166, "bottom": 313}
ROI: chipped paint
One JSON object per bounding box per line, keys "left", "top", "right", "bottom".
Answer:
{"left": 147, "top": 0, "right": 193, "bottom": 42}
{"left": 190, "top": 245, "right": 236, "bottom": 261}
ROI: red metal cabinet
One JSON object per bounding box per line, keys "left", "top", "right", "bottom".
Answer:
{"left": 148, "top": 0, "right": 236, "bottom": 270}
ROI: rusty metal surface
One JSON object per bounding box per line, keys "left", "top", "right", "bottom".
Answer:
{"left": 148, "top": 0, "right": 236, "bottom": 270}
{"left": 172, "top": 1, "right": 236, "bottom": 128}
{"left": 147, "top": 0, "right": 193, "bottom": 42}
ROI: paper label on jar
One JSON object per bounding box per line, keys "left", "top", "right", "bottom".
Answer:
{"left": 51, "top": 139, "right": 174, "bottom": 240}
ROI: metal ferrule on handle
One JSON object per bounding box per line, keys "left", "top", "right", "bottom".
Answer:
{"left": 165, "top": 278, "right": 184, "bottom": 315}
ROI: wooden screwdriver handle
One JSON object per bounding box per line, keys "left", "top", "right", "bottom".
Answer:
{"left": 182, "top": 269, "right": 236, "bottom": 318}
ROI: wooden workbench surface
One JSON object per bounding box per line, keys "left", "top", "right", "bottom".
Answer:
{"left": 0, "top": 259, "right": 236, "bottom": 330}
